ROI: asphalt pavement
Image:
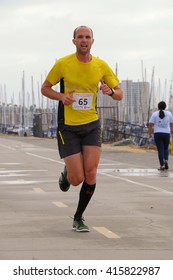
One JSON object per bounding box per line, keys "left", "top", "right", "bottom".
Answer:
{"left": 0, "top": 134, "right": 173, "bottom": 260}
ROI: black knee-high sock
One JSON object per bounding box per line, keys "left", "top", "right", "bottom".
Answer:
{"left": 74, "top": 181, "right": 96, "bottom": 220}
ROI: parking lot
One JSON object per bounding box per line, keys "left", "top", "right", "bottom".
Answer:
{"left": 0, "top": 135, "right": 173, "bottom": 260}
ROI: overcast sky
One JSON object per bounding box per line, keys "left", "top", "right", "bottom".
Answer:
{"left": 0, "top": 0, "right": 173, "bottom": 105}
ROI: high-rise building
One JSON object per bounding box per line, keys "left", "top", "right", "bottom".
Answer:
{"left": 120, "top": 80, "right": 150, "bottom": 125}
{"left": 97, "top": 80, "right": 150, "bottom": 125}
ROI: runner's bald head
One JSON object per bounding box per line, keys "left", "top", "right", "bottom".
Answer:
{"left": 73, "top": 26, "right": 93, "bottom": 39}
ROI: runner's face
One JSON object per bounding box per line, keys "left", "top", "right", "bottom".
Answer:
{"left": 73, "top": 27, "right": 94, "bottom": 55}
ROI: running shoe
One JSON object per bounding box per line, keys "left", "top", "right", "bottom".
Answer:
{"left": 158, "top": 166, "right": 165, "bottom": 171}
{"left": 164, "top": 160, "right": 169, "bottom": 170}
{"left": 72, "top": 217, "right": 90, "bottom": 232}
{"left": 59, "top": 166, "right": 70, "bottom": 192}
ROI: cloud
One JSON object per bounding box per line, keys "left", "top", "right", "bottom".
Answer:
{"left": 0, "top": 0, "right": 173, "bottom": 104}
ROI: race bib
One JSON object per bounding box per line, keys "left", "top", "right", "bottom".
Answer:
{"left": 72, "top": 93, "right": 93, "bottom": 110}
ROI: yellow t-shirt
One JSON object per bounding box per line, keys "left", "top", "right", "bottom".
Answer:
{"left": 46, "top": 53, "right": 119, "bottom": 126}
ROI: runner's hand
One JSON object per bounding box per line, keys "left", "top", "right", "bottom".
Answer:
{"left": 62, "top": 90, "right": 76, "bottom": 105}
{"left": 100, "top": 80, "right": 112, "bottom": 95}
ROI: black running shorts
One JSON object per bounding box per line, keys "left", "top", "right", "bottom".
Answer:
{"left": 57, "top": 120, "right": 101, "bottom": 159}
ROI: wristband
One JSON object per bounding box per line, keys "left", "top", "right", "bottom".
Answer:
{"left": 108, "top": 88, "right": 115, "bottom": 97}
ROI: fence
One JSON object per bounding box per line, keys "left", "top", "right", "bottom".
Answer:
{"left": 0, "top": 106, "right": 147, "bottom": 144}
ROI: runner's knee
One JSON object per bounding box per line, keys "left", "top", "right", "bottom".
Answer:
{"left": 84, "top": 169, "right": 97, "bottom": 185}
{"left": 68, "top": 174, "right": 84, "bottom": 186}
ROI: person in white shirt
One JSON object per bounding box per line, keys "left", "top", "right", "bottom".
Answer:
{"left": 148, "top": 101, "right": 173, "bottom": 170}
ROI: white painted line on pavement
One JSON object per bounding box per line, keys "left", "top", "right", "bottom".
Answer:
{"left": 33, "top": 187, "right": 45, "bottom": 193}
{"left": 0, "top": 174, "right": 28, "bottom": 177}
{"left": 0, "top": 179, "right": 57, "bottom": 185}
{"left": 26, "top": 152, "right": 64, "bottom": 164}
{"left": 0, "top": 143, "right": 16, "bottom": 150}
{"left": 0, "top": 169, "right": 47, "bottom": 173}
{"left": 98, "top": 170, "right": 173, "bottom": 195}
{"left": 52, "top": 201, "right": 68, "bottom": 208}
{"left": 0, "top": 180, "right": 39, "bottom": 185}
{"left": 93, "top": 227, "right": 120, "bottom": 239}
{"left": 0, "top": 163, "right": 23, "bottom": 165}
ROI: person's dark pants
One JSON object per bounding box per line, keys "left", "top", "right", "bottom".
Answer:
{"left": 154, "top": 133, "right": 170, "bottom": 166}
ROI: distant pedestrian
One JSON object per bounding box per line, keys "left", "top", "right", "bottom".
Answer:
{"left": 148, "top": 101, "right": 173, "bottom": 170}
